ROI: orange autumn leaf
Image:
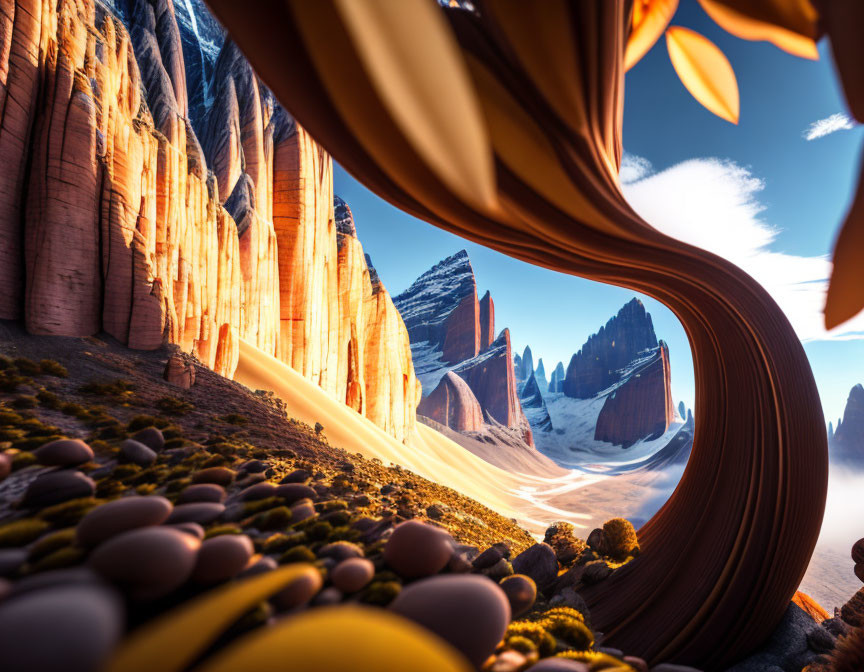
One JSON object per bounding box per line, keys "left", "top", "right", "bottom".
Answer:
{"left": 665, "top": 26, "right": 740, "bottom": 124}
{"left": 625, "top": 0, "right": 679, "bottom": 71}
{"left": 698, "top": 0, "right": 819, "bottom": 60}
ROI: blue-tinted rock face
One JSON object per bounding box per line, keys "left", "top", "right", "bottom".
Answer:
{"left": 830, "top": 383, "right": 864, "bottom": 466}
{"left": 563, "top": 297, "right": 659, "bottom": 399}
{"left": 393, "top": 250, "right": 477, "bottom": 349}
{"left": 520, "top": 372, "right": 552, "bottom": 432}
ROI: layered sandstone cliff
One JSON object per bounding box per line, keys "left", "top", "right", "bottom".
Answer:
{"left": 594, "top": 342, "right": 675, "bottom": 446}
{"left": 0, "top": 0, "right": 418, "bottom": 441}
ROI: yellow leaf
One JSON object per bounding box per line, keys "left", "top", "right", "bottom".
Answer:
{"left": 698, "top": 0, "right": 818, "bottom": 60}
{"left": 626, "top": 0, "right": 680, "bottom": 71}
{"left": 194, "top": 605, "right": 472, "bottom": 672}
{"left": 698, "top": 0, "right": 818, "bottom": 59}
{"left": 665, "top": 26, "right": 740, "bottom": 124}
{"left": 332, "top": 0, "right": 496, "bottom": 213}
{"left": 104, "top": 565, "right": 322, "bottom": 672}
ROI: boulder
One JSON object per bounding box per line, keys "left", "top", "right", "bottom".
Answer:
{"left": 34, "top": 439, "right": 94, "bottom": 467}
{"left": 77, "top": 496, "right": 173, "bottom": 547}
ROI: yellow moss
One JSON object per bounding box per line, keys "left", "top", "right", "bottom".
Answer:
{"left": 0, "top": 518, "right": 51, "bottom": 547}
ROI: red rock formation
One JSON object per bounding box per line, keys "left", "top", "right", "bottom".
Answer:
{"left": 0, "top": 0, "right": 45, "bottom": 321}
{"left": 164, "top": 353, "right": 195, "bottom": 388}
{"left": 454, "top": 329, "right": 533, "bottom": 446}
{"left": 564, "top": 298, "right": 658, "bottom": 399}
{"left": 594, "top": 342, "right": 675, "bottom": 446}
{"left": 418, "top": 371, "right": 484, "bottom": 432}
{"left": 442, "top": 292, "right": 480, "bottom": 364}
{"left": 479, "top": 290, "right": 495, "bottom": 351}
{"left": 0, "top": 1, "right": 419, "bottom": 442}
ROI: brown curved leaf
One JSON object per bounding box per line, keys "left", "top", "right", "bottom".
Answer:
{"left": 333, "top": 0, "right": 496, "bottom": 213}
{"left": 666, "top": 26, "right": 740, "bottom": 124}
{"left": 825, "top": 149, "right": 864, "bottom": 329}
{"left": 626, "top": 0, "right": 680, "bottom": 71}
{"left": 698, "top": 0, "right": 819, "bottom": 59}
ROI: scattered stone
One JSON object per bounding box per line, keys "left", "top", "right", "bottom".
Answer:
{"left": 9, "top": 568, "right": 105, "bottom": 599}
{"left": 239, "top": 556, "right": 278, "bottom": 579}
{"left": 23, "top": 471, "right": 95, "bottom": 507}
{"left": 384, "top": 520, "right": 453, "bottom": 579}
{"left": 587, "top": 528, "right": 605, "bottom": 554}
{"left": 853, "top": 538, "right": 864, "bottom": 565}
{"left": 33, "top": 439, "right": 94, "bottom": 467}
{"left": 823, "top": 617, "right": 849, "bottom": 638}
{"left": 544, "top": 521, "right": 586, "bottom": 567}
{"left": 512, "top": 543, "right": 558, "bottom": 593}
{"left": 167, "top": 523, "right": 205, "bottom": 540}
{"left": 178, "top": 484, "right": 227, "bottom": 504}
{"left": 131, "top": 427, "right": 165, "bottom": 452}
{"left": 191, "top": 467, "right": 236, "bottom": 487}
{"left": 389, "top": 574, "right": 510, "bottom": 667}
{"left": 549, "top": 586, "right": 590, "bottom": 619}
{"left": 192, "top": 535, "right": 254, "bottom": 584}
{"left": 77, "top": 496, "right": 173, "bottom": 547}
{"left": 449, "top": 545, "right": 478, "bottom": 574}
{"left": 526, "top": 660, "right": 589, "bottom": 671}
{"left": 166, "top": 502, "right": 225, "bottom": 525}
{"left": 483, "top": 558, "right": 513, "bottom": 582}
{"left": 164, "top": 354, "right": 195, "bottom": 388}
{"left": 318, "top": 541, "right": 363, "bottom": 562}
{"left": 312, "top": 586, "right": 342, "bottom": 606}
{"left": 490, "top": 650, "right": 529, "bottom": 672}
{"left": 331, "top": 558, "right": 374, "bottom": 593}
{"left": 0, "top": 550, "right": 26, "bottom": 577}
{"left": 426, "top": 504, "right": 445, "bottom": 520}
{"left": 89, "top": 527, "right": 201, "bottom": 599}
{"left": 120, "top": 439, "right": 157, "bottom": 467}
{"left": 473, "top": 542, "right": 510, "bottom": 570}
{"left": 270, "top": 567, "right": 323, "bottom": 611}
{"left": 500, "top": 574, "right": 536, "bottom": 618}
{"left": 0, "top": 584, "right": 124, "bottom": 672}
{"left": 582, "top": 562, "right": 612, "bottom": 584}
{"left": 240, "top": 460, "right": 268, "bottom": 474}
{"left": 275, "top": 483, "right": 316, "bottom": 504}
{"left": 290, "top": 500, "right": 316, "bottom": 524}
{"left": 239, "top": 482, "right": 278, "bottom": 501}
{"left": 280, "top": 469, "right": 309, "bottom": 484}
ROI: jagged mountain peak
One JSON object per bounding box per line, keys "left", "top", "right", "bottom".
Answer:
{"left": 334, "top": 195, "right": 357, "bottom": 239}
{"left": 393, "top": 249, "right": 478, "bottom": 347}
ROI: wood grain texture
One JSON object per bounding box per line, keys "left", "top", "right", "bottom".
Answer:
{"left": 204, "top": 0, "right": 829, "bottom": 667}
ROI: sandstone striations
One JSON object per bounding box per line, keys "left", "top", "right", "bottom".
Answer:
{"left": 830, "top": 384, "right": 864, "bottom": 467}
{"left": 454, "top": 329, "right": 533, "bottom": 446}
{"left": 593, "top": 342, "right": 675, "bottom": 447}
{"left": 563, "top": 298, "right": 658, "bottom": 399}
{"left": 479, "top": 290, "right": 495, "bottom": 351}
{"left": 0, "top": 0, "right": 418, "bottom": 441}
{"left": 418, "top": 371, "right": 484, "bottom": 433}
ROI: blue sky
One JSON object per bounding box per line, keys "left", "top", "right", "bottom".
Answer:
{"left": 334, "top": 1, "right": 863, "bottom": 424}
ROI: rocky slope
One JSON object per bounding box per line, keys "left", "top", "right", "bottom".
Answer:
{"left": 0, "top": 0, "right": 418, "bottom": 441}
{"left": 829, "top": 384, "right": 864, "bottom": 467}
{"left": 394, "top": 251, "right": 531, "bottom": 446}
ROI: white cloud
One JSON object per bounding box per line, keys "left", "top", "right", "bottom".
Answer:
{"left": 619, "top": 153, "right": 653, "bottom": 184}
{"left": 803, "top": 113, "right": 855, "bottom": 141}
{"left": 621, "top": 156, "right": 864, "bottom": 342}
